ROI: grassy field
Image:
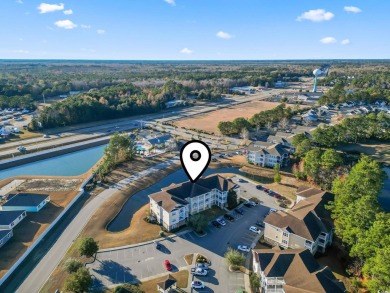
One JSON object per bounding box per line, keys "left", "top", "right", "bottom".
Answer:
{"left": 173, "top": 101, "right": 304, "bottom": 134}
{"left": 337, "top": 141, "right": 390, "bottom": 165}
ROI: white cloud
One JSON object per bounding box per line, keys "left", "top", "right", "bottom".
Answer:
{"left": 16, "top": 0, "right": 23, "bottom": 4}
{"left": 164, "top": 0, "right": 176, "bottom": 6}
{"left": 97, "top": 29, "right": 105, "bottom": 34}
{"left": 216, "top": 31, "right": 233, "bottom": 39}
{"left": 15, "top": 49, "right": 29, "bottom": 54}
{"left": 344, "top": 6, "right": 362, "bottom": 13}
{"left": 63, "top": 9, "right": 73, "bottom": 15}
{"left": 54, "top": 19, "right": 77, "bottom": 29}
{"left": 341, "top": 39, "right": 350, "bottom": 45}
{"left": 180, "top": 48, "right": 193, "bottom": 54}
{"left": 320, "top": 37, "right": 337, "bottom": 44}
{"left": 81, "top": 24, "right": 91, "bottom": 29}
{"left": 37, "top": 3, "right": 64, "bottom": 14}
{"left": 297, "top": 9, "right": 334, "bottom": 22}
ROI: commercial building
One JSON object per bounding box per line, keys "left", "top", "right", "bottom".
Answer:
{"left": 0, "top": 193, "right": 50, "bottom": 212}
{"left": 0, "top": 210, "right": 27, "bottom": 229}
{"left": 149, "top": 175, "right": 239, "bottom": 231}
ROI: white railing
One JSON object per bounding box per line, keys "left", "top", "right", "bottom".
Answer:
{"left": 0, "top": 174, "right": 93, "bottom": 287}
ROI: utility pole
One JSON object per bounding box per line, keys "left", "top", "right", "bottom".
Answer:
{"left": 42, "top": 94, "right": 46, "bottom": 105}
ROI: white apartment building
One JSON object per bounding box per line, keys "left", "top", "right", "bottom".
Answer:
{"left": 149, "top": 175, "right": 239, "bottom": 231}
{"left": 264, "top": 188, "right": 334, "bottom": 254}
{"left": 246, "top": 142, "right": 291, "bottom": 167}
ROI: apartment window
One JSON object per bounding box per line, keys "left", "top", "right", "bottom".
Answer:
{"left": 11, "top": 223, "right": 14, "bottom": 227}
{"left": 172, "top": 219, "right": 176, "bottom": 223}
{"left": 282, "top": 240, "right": 288, "bottom": 245}
{"left": 172, "top": 212, "right": 176, "bottom": 216}
{"left": 282, "top": 232, "right": 288, "bottom": 237}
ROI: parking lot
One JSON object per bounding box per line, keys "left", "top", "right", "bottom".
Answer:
{"left": 87, "top": 202, "right": 271, "bottom": 292}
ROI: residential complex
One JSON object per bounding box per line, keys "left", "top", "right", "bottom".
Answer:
{"left": 0, "top": 193, "right": 50, "bottom": 212}
{"left": 246, "top": 141, "right": 292, "bottom": 167}
{"left": 149, "top": 175, "right": 239, "bottom": 231}
{"left": 263, "top": 187, "right": 334, "bottom": 254}
{"left": 252, "top": 247, "right": 345, "bottom": 293}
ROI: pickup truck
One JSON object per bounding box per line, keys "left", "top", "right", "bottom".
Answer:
{"left": 191, "top": 268, "right": 208, "bottom": 276}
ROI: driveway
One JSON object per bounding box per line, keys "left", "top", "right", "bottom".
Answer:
{"left": 87, "top": 204, "right": 270, "bottom": 292}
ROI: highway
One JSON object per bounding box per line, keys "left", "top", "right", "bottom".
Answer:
{"left": 1, "top": 89, "right": 287, "bottom": 292}
{"left": 0, "top": 90, "right": 282, "bottom": 161}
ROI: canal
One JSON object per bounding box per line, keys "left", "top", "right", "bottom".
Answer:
{"left": 0, "top": 145, "right": 105, "bottom": 180}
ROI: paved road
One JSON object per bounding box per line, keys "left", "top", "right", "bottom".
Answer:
{"left": 14, "top": 158, "right": 180, "bottom": 293}
{"left": 0, "top": 89, "right": 283, "bottom": 160}
{"left": 87, "top": 200, "right": 272, "bottom": 292}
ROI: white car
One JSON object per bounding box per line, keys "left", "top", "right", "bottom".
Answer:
{"left": 249, "top": 226, "right": 260, "bottom": 234}
{"left": 191, "top": 268, "right": 208, "bottom": 276}
{"left": 237, "top": 245, "right": 250, "bottom": 252}
{"left": 269, "top": 208, "right": 277, "bottom": 213}
{"left": 247, "top": 201, "right": 257, "bottom": 206}
{"left": 192, "top": 281, "right": 205, "bottom": 289}
{"left": 195, "top": 263, "right": 209, "bottom": 270}
{"left": 216, "top": 218, "right": 226, "bottom": 226}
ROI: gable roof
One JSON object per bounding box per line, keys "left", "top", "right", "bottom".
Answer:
{"left": 149, "top": 174, "right": 236, "bottom": 212}
{"left": 0, "top": 210, "right": 25, "bottom": 226}
{"left": 248, "top": 143, "right": 291, "bottom": 156}
{"left": 2, "top": 193, "right": 49, "bottom": 207}
{"left": 264, "top": 192, "right": 333, "bottom": 240}
{"left": 157, "top": 274, "right": 177, "bottom": 290}
{"left": 147, "top": 134, "right": 173, "bottom": 146}
{"left": 253, "top": 248, "right": 345, "bottom": 293}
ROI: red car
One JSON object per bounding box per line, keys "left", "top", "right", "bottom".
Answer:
{"left": 164, "top": 260, "right": 172, "bottom": 271}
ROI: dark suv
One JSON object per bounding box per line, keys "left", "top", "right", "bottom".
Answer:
{"left": 224, "top": 214, "right": 235, "bottom": 221}
{"left": 234, "top": 208, "right": 244, "bottom": 215}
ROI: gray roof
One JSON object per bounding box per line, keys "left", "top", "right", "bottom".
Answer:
{"left": 0, "top": 210, "right": 25, "bottom": 226}
{"left": 253, "top": 248, "right": 345, "bottom": 292}
{"left": 248, "top": 143, "right": 291, "bottom": 157}
{"left": 147, "top": 134, "right": 173, "bottom": 146}
{"left": 0, "top": 229, "right": 12, "bottom": 240}
{"left": 3, "top": 193, "right": 49, "bottom": 207}
{"left": 149, "top": 175, "right": 236, "bottom": 212}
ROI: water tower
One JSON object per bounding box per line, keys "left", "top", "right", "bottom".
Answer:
{"left": 313, "top": 68, "right": 322, "bottom": 92}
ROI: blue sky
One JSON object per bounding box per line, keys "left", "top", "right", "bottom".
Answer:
{"left": 0, "top": 0, "right": 388, "bottom": 60}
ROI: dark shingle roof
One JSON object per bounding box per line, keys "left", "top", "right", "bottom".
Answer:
{"left": 149, "top": 175, "right": 236, "bottom": 212}
{"left": 147, "top": 134, "right": 172, "bottom": 146}
{"left": 3, "top": 193, "right": 49, "bottom": 207}
{"left": 157, "top": 274, "right": 176, "bottom": 290}
{"left": 253, "top": 248, "right": 345, "bottom": 293}
{"left": 0, "top": 210, "right": 25, "bottom": 226}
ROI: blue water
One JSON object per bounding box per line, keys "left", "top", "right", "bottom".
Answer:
{"left": 0, "top": 145, "right": 105, "bottom": 180}
{"left": 378, "top": 167, "right": 390, "bottom": 212}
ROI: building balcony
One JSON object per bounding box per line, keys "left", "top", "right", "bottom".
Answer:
{"left": 265, "top": 278, "right": 286, "bottom": 286}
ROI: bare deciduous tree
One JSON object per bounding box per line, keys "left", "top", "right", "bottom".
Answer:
{"left": 278, "top": 117, "right": 289, "bottom": 129}
{"left": 241, "top": 128, "right": 249, "bottom": 140}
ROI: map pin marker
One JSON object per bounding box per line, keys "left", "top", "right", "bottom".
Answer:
{"left": 180, "top": 140, "right": 211, "bottom": 183}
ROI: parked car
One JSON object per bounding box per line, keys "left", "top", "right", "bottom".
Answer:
{"left": 216, "top": 218, "right": 226, "bottom": 226}
{"left": 195, "top": 263, "right": 209, "bottom": 270}
{"left": 256, "top": 185, "right": 263, "bottom": 190}
{"left": 238, "top": 178, "right": 246, "bottom": 183}
{"left": 224, "top": 214, "right": 235, "bottom": 221}
{"left": 249, "top": 226, "right": 260, "bottom": 234}
{"left": 279, "top": 203, "right": 287, "bottom": 208}
{"left": 43, "top": 134, "right": 49, "bottom": 138}
{"left": 164, "top": 260, "right": 172, "bottom": 271}
{"left": 244, "top": 202, "right": 253, "bottom": 208}
{"left": 269, "top": 208, "right": 277, "bottom": 213}
{"left": 191, "top": 268, "right": 208, "bottom": 276}
{"left": 256, "top": 221, "right": 265, "bottom": 228}
{"left": 154, "top": 241, "right": 161, "bottom": 249}
{"left": 246, "top": 201, "right": 257, "bottom": 207}
{"left": 234, "top": 208, "right": 244, "bottom": 215}
{"left": 219, "top": 154, "right": 225, "bottom": 158}
{"left": 273, "top": 193, "right": 281, "bottom": 199}
{"left": 211, "top": 158, "right": 218, "bottom": 162}
{"left": 191, "top": 281, "right": 205, "bottom": 289}
{"left": 212, "top": 220, "right": 221, "bottom": 228}
{"left": 237, "top": 245, "right": 250, "bottom": 252}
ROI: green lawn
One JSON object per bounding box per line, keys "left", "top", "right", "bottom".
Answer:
{"left": 198, "top": 206, "right": 226, "bottom": 222}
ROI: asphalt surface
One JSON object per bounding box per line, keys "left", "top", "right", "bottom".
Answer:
{"left": 12, "top": 158, "right": 179, "bottom": 293}
{"left": 88, "top": 202, "right": 271, "bottom": 293}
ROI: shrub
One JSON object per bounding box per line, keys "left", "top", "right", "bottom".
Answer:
{"left": 63, "top": 258, "right": 83, "bottom": 274}
{"left": 78, "top": 237, "right": 99, "bottom": 258}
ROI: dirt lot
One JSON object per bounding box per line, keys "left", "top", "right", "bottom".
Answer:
{"left": 174, "top": 101, "right": 304, "bottom": 134}
{"left": 0, "top": 187, "right": 82, "bottom": 278}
